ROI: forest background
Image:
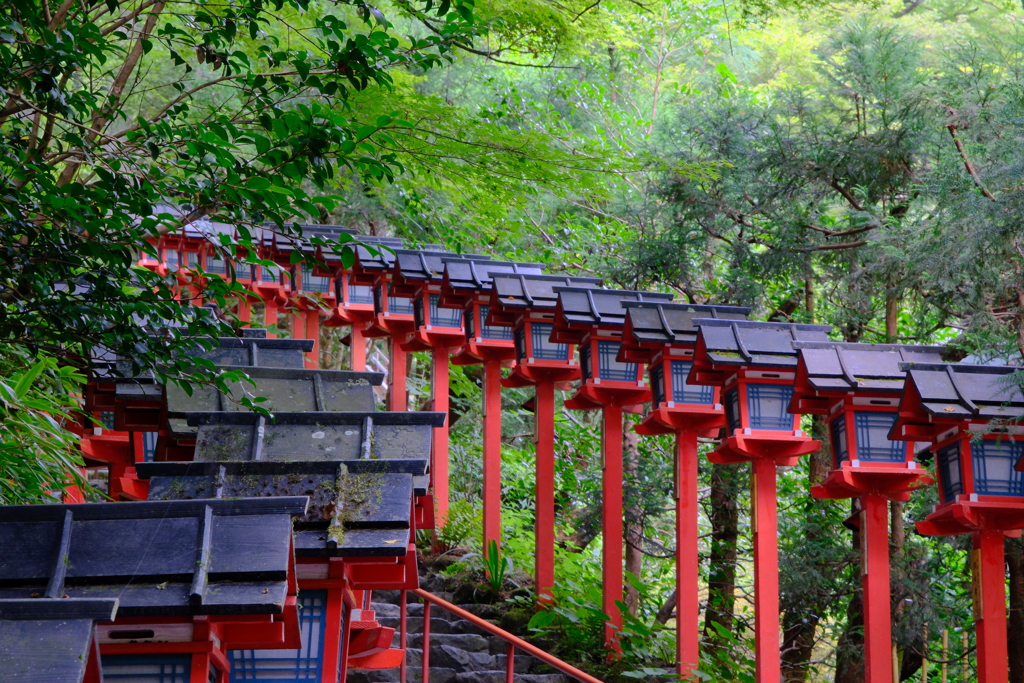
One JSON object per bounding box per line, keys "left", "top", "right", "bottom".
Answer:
{"left": 4, "top": 0, "right": 1024, "bottom": 679}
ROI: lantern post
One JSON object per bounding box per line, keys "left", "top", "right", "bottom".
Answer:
{"left": 440, "top": 259, "right": 546, "bottom": 551}
{"left": 790, "top": 342, "right": 943, "bottom": 683}
{"left": 350, "top": 246, "right": 437, "bottom": 411}
{"left": 551, "top": 287, "right": 675, "bottom": 651}
{"left": 488, "top": 274, "right": 601, "bottom": 601}
{"left": 393, "top": 250, "right": 490, "bottom": 526}
{"left": 619, "top": 301, "right": 750, "bottom": 675}
{"left": 690, "top": 319, "right": 831, "bottom": 683}
{"left": 892, "top": 362, "right": 1024, "bottom": 683}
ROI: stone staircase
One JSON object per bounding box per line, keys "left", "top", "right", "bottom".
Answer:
{"left": 348, "top": 588, "right": 570, "bottom": 683}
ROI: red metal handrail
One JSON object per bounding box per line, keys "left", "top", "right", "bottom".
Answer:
{"left": 407, "top": 588, "right": 604, "bottom": 683}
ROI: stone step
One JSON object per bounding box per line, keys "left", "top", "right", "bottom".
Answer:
{"left": 378, "top": 616, "right": 494, "bottom": 637}
{"left": 452, "top": 674, "right": 569, "bottom": 683}
{"left": 406, "top": 633, "right": 490, "bottom": 653}
{"left": 404, "top": 647, "right": 546, "bottom": 675}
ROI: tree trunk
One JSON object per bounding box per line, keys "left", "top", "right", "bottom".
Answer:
{"left": 703, "top": 463, "right": 743, "bottom": 649}
{"left": 886, "top": 293, "right": 899, "bottom": 342}
{"left": 834, "top": 499, "right": 865, "bottom": 683}
{"left": 655, "top": 588, "right": 677, "bottom": 625}
{"left": 805, "top": 279, "right": 815, "bottom": 323}
{"left": 1008, "top": 537, "right": 1024, "bottom": 683}
{"left": 623, "top": 427, "right": 643, "bottom": 616}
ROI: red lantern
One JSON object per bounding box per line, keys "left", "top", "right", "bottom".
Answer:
{"left": 487, "top": 274, "right": 601, "bottom": 602}
{"left": 387, "top": 250, "right": 490, "bottom": 526}
{"left": 551, "top": 287, "right": 674, "bottom": 651}
{"left": 893, "top": 362, "right": 1024, "bottom": 683}
{"left": 791, "top": 342, "right": 942, "bottom": 683}
{"left": 319, "top": 236, "right": 404, "bottom": 371}
{"left": 619, "top": 301, "right": 749, "bottom": 675}
{"left": 690, "top": 319, "right": 830, "bottom": 683}
{"left": 439, "top": 260, "right": 545, "bottom": 552}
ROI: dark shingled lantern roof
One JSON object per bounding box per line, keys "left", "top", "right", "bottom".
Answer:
{"left": 690, "top": 319, "right": 833, "bottom": 385}
{"left": 440, "top": 259, "right": 546, "bottom": 307}
{"left": 486, "top": 274, "right": 603, "bottom": 327}
{"left": 0, "top": 498, "right": 307, "bottom": 615}
{"left": 619, "top": 301, "right": 751, "bottom": 362}
{"left": 790, "top": 341, "right": 946, "bottom": 415}
{"left": 550, "top": 287, "right": 674, "bottom": 343}
{"left": 891, "top": 363, "right": 1024, "bottom": 442}
{"left": 0, "top": 598, "right": 118, "bottom": 683}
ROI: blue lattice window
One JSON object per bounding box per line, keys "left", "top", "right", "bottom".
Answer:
{"left": 937, "top": 442, "right": 963, "bottom": 502}
{"left": 972, "top": 439, "right": 1024, "bottom": 496}
{"left": 103, "top": 654, "right": 191, "bottom": 683}
{"left": 429, "top": 294, "right": 462, "bottom": 328}
{"left": 596, "top": 341, "right": 636, "bottom": 382}
{"left": 164, "top": 250, "right": 179, "bottom": 268}
{"left": 301, "top": 267, "right": 331, "bottom": 293}
{"left": 187, "top": 252, "right": 202, "bottom": 269}
{"left": 724, "top": 388, "right": 742, "bottom": 434}
{"left": 260, "top": 265, "right": 281, "bottom": 284}
{"left": 746, "top": 384, "right": 794, "bottom": 431}
{"left": 143, "top": 432, "right": 158, "bottom": 462}
{"left": 830, "top": 415, "right": 848, "bottom": 468}
{"left": 669, "top": 361, "right": 713, "bottom": 404}
{"left": 100, "top": 411, "right": 116, "bottom": 431}
{"left": 853, "top": 412, "right": 903, "bottom": 462}
{"left": 230, "top": 590, "right": 329, "bottom": 682}
{"left": 531, "top": 323, "right": 569, "bottom": 361}
{"left": 349, "top": 284, "right": 373, "bottom": 305}
{"left": 207, "top": 255, "right": 228, "bottom": 275}
{"left": 478, "top": 305, "right": 512, "bottom": 341}
{"left": 388, "top": 285, "right": 414, "bottom": 315}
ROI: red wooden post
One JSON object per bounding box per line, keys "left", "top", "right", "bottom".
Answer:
{"left": 350, "top": 326, "right": 367, "bottom": 372}
{"left": 322, "top": 588, "right": 344, "bottom": 683}
{"left": 432, "top": 348, "right": 450, "bottom": 527}
{"left": 238, "top": 297, "right": 252, "bottom": 324}
{"left": 264, "top": 301, "right": 279, "bottom": 338}
{"left": 305, "top": 311, "right": 320, "bottom": 369}
{"left": 974, "top": 529, "right": 1008, "bottom": 683}
{"left": 534, "top": 380, "right": 556, "bottom": 602}
{"left": 861, "top": 494, "right": 894, "bottom": 683}
{"left": 505, "top": 642, "right": 515, "bottom": 683}
{"left": 602, "top": 403, "right": 624, "bottom": 652}
{"left": 389, "top": 337, "right": 408, "bottom": 411}
{"left": 676, "top": 429, "right": 700, "bottom": 677}
{"left": 422, "top": 600, "right": 432, "bottom": 683}
{"left": 190, "top": 651, "right": 211, "bottom": 683}
{"left": 482, "top": 360, "right": 503, "bottom": 552}
{"left": 752, "top": 457, "right": 780, "bottom": 683}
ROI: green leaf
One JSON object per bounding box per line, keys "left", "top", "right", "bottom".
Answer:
{"left": 14, "top": 361, "right": 46, "bottom": 400}
{"left": 246, "top": 177, "right": 272, "bottom": 190}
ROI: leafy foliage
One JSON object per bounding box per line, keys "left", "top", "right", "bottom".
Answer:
{"left": 0, "top": 350, "right": 88, "bottom": 504}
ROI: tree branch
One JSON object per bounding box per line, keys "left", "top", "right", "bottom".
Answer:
{"left": 947, "top": 123, "right": 997, "bottom": 201}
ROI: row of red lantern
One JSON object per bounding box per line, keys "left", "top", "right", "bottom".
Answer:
{"left": 140, "top": 230, "right": 1024, "bottom": 683}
